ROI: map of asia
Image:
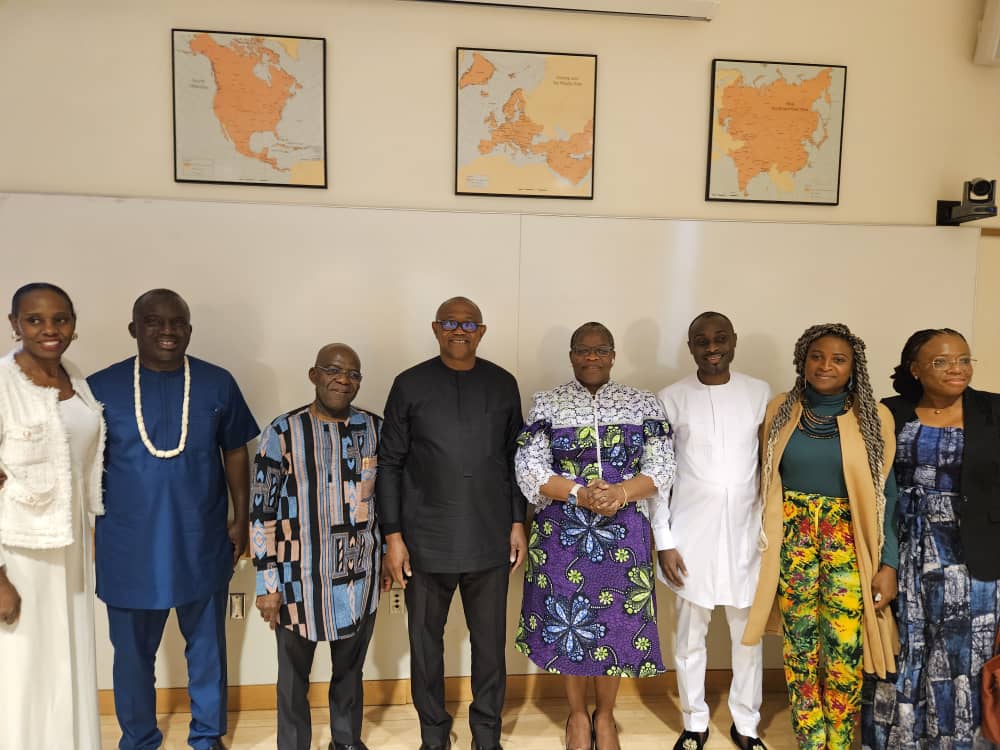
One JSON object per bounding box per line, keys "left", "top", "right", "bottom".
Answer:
{"left": 707, "top": 60, "right": 847, "bottom": 205}
{"left": 173, "top": 30, "right": 326, "bottom": 187}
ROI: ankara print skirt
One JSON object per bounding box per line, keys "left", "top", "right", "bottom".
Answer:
{"left": 515, "top": 501, "right": 665, "bottom": 677}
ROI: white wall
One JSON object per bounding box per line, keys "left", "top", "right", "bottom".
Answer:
{"left": 3, "top": 0, "right": 1000, "bottom": 225}
{"left": 3, "top": 0, "right": 1000, "bottom": 691}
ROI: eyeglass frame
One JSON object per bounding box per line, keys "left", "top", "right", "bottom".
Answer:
{"left": 434, "top": 319, "right": 485, "bottom": 332}
{"left": 313, "top": 364, "right": 363, "bottom": 383}
{"left": 918, "top": 357, "right": 977, "bottom": 371}
{"left": 570, "top": 345, "right": 615, "bottom": 358}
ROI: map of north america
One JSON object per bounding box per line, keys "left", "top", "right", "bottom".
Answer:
{"left": 174, "top": 32, "right": 325, "bottom": 186}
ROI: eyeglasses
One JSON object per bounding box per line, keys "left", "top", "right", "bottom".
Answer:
{"left": 314, "top": 365, "right": 363, "bottom": 383}
{"left": 571, "top": 346, "right": 614, "bottom": 358}
{"left": 923, "top": 357, "right": 977, "bottom": 370}
{"left": 435, "top": 319, "right": 483, "bottom": 332}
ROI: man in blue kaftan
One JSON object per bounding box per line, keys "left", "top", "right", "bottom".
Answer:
{"left": 90, "top": 289, "right": 259, "bottom": 750}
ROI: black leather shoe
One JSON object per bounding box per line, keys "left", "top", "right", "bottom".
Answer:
{"left": 672, "top": 729, "right": 709, "bottom": 750}
{"left": 206, "top": 742, "right": 227, "bottom": 750}
{"left": 331, "top": 742, "right": 370, "bottom": 750}
{"left": 471, "top": 741, "right": 503, "bottom": 750}
{"left": 729, "top": 724, "right": 767, "bottom": 750}
{"left": 419, "top": 741, "right": 451, "bottom": 750}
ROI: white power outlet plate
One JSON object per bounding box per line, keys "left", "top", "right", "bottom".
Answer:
{"left": 229, "top": 593, "right": 246, "bottom": 620}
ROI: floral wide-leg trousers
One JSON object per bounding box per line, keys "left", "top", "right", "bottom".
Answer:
{"left": 778, "top": 490, "right": 863, "bottom": 750}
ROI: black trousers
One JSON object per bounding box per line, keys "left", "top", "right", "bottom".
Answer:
{"left": 275, "top": 612, "right": 377, "bottom": 750}
{"left": 405, "top": 563, "right": 511, "bottom": 747}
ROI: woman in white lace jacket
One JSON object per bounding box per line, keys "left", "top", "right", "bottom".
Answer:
{"left": 0, "top": 282, "right": 105, "bottom": 749}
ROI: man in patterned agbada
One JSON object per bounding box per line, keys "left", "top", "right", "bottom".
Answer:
{"left": 252, "top": 343, "right": 382, "bottom": 750}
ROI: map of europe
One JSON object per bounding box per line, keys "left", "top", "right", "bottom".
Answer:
{"left": 173, "top": 31, "right": 326, "bottom": 187}
{"left": 707, "top": 61, "right": 846, "bottom": 204}
{"left": 457, "top": 49, "right": 596, "bottom": 198}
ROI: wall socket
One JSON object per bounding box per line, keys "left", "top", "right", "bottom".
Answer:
{"left": 388, "top": 588, "right": 404, "bottom": 614}
{"left": 229, "top": 593, "right": 246, "bottom": 620}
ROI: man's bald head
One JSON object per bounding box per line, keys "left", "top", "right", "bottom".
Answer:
{"left": 435, "top": 296, "right": 482, "bottom": 323}
{"left": 315, "top": 343, "right": 360, "bottom": 369}
{"left": 132, "top": 288, "right": 190, "bottom": 323}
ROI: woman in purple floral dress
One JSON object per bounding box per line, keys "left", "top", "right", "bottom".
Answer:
{"left": 515, "top": 322, "right": 675, "bottom": 750}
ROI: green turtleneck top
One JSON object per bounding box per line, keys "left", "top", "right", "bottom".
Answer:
{"left": 779, "top": 386, "right": 900, "bottom": 569}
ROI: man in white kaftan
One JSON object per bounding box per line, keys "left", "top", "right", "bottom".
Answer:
{"left": 653, "top": 312, "right": 771, "bottom": 750}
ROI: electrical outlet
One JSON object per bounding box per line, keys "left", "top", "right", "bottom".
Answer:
{"left": 229, "top": 593, "right": 246, "bottom": 620}
{"left": 389, "top": 588, "right": 404, "bottom": 614}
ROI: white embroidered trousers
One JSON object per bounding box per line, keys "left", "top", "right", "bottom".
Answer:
{"left": 674, "top": 598, "right": 763, "bottom": 736}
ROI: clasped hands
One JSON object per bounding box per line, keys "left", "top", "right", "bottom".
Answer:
{"left": 575, "top": 479, "right": 627, "bottom": 517}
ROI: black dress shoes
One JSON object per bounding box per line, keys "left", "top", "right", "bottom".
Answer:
{"left": 331, "top": 742, "right": 370, "bottom": 750}
{"left": 419, "top": 741, "right": 452, "bottom": 750}
{"left": 729, "top": 723, "right": 767, "bottom": 749}
{"left": 470, "top": 741, "right": 502, "bottom": 750}
{"left": 672, "top": 728, "right": 709, "bottom": 750}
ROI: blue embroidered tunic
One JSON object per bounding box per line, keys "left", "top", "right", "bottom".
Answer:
{"left": 89, "top": 357, "right": 259, "bottom": 609}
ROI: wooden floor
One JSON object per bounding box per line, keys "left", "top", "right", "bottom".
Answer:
{"left": 100, "top": 693, "right": 798, "bottom": 749}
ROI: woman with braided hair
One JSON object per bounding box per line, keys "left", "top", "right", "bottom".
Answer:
{"left": 861, "top": 328, "right": 1000, "bottom": 749}
{"left": 741, "top": 323, "right": 900, "bottom": 750}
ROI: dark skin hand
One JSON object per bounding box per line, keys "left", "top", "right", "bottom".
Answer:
{"left": 871, "top": 564, "right": 898, "bottom": 611}
{"left": 256, "top": 591, "right": 281, "bottom": 630}
{"left": 382, "top": 532, "right": 411, "bottom": 592}
{"left": 223, "top": 445, "right": 251, "bottom": 565}
{"left": 0, "top": 565, "right": 20, "bottom": 625}
{"left": 657, "top": 548, "right": 689, "bottom": 588}
{"left": 509, "top": 522, "right": 527, "bottom": 570}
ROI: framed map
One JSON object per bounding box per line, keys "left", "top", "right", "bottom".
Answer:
{"left": 706, "top": 59, "right": 847, "bottom": 205}
{"left": 172, "top": 29, "right": 327, "bottom": 188}
{"left": 456, "top": 48, "right": 596, "bottom": 199}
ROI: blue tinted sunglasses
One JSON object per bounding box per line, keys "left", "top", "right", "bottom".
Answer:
{"left": 436, "top": 319, "right": 484, "bottom": 332}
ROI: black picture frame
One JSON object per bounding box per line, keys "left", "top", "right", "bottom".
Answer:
{"left": 705, "top": 58, "right": 847, "bottom": 205}
{"left": 172, "top": 29, "right": 327, "bottom": 188}
{"left": 456, "top": 47, "right": 597, "bottom": 199}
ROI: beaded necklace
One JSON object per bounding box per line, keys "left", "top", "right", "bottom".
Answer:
{"left": 798, "top": 393, "right": 852, "bottom": 440}
{"left": 134, "top": 355, "right": 190, "bottom": 458}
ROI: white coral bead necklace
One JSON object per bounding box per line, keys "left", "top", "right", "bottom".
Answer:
{"left": 134, "top": 355, "right": 190, "bottom": 459}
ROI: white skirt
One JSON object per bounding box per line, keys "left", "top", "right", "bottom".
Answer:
{"left": 0, "top": 394, "right": 101, "bottom": 749}
{"left": 0, "top": 515, "right": 101, "bottom": 749}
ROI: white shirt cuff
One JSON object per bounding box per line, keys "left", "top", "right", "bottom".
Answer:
{"left": 652, "top": 525, "right": 675, "bottom": 551}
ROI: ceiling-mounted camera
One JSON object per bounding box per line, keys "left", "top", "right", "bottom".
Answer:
{"left": 936, "top": 178, "right": 998, "bottom": 226}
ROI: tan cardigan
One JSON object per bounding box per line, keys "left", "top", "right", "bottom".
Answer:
{"left": 741, "top": 394, "right": 899, "bottom": 679}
